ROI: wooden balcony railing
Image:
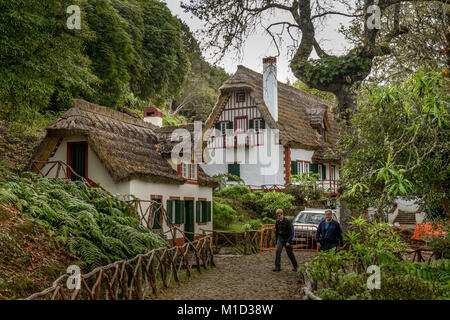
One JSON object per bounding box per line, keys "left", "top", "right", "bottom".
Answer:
{"left": 207, "top": 132, "right": 264, "bottom": 149}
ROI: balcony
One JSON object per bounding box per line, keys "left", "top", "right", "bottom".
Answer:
{"left": 207, "top": 131, "right": 265, "bottom": 149}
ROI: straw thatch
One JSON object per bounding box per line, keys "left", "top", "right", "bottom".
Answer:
{"left": 205, "top": 65, "right": 341, "bottom": 160}
{"left": 32, "top": 99, "right": 217, "bottom": 187}
{"left": 156, "top": 124, "right": 218, "bottom": 188}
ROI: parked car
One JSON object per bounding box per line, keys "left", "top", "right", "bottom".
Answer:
{"left": 292, "top": 209, "right": 338, "bottom": 249}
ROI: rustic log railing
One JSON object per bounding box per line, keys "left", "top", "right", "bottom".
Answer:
{"left": 203, "top": 230, "right": 262, "bottom": 255}
{"left": 25, "top": 235, "right": 214, "bottom": 300}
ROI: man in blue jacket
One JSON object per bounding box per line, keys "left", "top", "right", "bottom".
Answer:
{"left": 273, "top": 209, "right": 298, "bottom": 272}
{"left": 316, "top": 210, "right": 343, "bottom": 251}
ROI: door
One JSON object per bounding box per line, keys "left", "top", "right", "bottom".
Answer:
{"left": 151, "top": 198, "right": 162, "bottom": 230}
{"left": 184, "top": 200, "right": 194, "bottom": 242}
{"left": 67, "top": 142, "right": 87, "bottom": 181}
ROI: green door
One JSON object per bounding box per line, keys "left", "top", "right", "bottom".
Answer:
{"left": 184, "top": 200, "right": 194, "bottom": 242}
{"left": 151, "top": 198, "right": 162, "bottom": 230}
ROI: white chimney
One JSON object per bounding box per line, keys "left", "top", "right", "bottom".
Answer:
{"left": 143, "top": 106, "right": 163, "bottom": 127}
{"left": 263, "top": 57, "right": 278, "bottom": 122}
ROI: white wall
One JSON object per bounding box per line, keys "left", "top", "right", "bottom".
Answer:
{"left": 201, "top": 143, "right": 285, "bottom": 187}
{"left": 42, "top": 135, "right": 213, "bottom": 239}
{"left": 130, "top": 180, "right": 213, "bottom": 239}
{"left": 290, "top": 148, "right": 314, "bottom": 162}
{"left": 42, "top": 135, "right": 130, "bottom": 195}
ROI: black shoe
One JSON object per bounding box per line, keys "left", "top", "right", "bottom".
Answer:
{"left": 273, "top": 268, "right": 280, "bottom": 272}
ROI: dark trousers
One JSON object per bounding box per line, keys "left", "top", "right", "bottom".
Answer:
{"left": 320, "top": 242, "right": 338, "bottom": 251}
{"left": 275, "top": 239, "right": 297, "bottom": 270}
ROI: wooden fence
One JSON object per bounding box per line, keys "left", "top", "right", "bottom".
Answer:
{"left": 25, "top": 235, "right": 214, "bottom": 300}
{"left": 205, "top": 230, "right": 262, "bottom": 255}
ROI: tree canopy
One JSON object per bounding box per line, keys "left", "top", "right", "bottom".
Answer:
{"left": 0, "top": 0, "right": 190, "bottom": 127}
{"left": 181, "top": 0, "right": 449, "bottom": 122}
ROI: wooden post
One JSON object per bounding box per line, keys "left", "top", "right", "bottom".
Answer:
{"left": 243, "top": 231, "right": 248, "bottom": 255}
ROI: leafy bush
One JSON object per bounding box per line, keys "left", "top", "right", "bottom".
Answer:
{"left": 0, "top": 172, "right": 167, "bottom": 269}
{"left": 256, "top": 192, "right": 295, "bottom": 218}
{"left": 426, "top": 222, "right": 450, "bottom": 259}
{"left": 301, "top": 216, "right": 450, "bottom": 300}
{"left": 213, "top": 199, "right": 236, "bottom": 229}
{"left": 215, "top": 184, "right": 250, "bottom": 199}
{"left": 243, "top": 219, "right": 263, "bottom": 231}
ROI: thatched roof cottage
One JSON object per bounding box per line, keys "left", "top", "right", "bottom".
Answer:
{"left": 31, "top": 99, "right": 216, "bottom": 245}
{"left": 201, "top": 58, "right": 341, "bottom": 195}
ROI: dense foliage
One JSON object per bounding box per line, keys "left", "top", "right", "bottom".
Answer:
{"left": 299, "top": 216, "right": 450, "bottom": 300}
{"left": 0, "top": 0, "right": 189, "bottom": 128}
{"left": 339, "top": 70, "right": 449, "bottom": 219}
{"left": 0, "top": 170, "right": 167, "bottom": 269}
{"left": 213, "top": 184, "right": 297, "bottom": 231}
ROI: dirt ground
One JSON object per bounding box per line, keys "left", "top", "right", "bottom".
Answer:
{"left": 155, "top": 250, "right": 315, "bottom": 300}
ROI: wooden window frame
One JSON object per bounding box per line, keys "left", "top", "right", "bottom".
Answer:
{"left": 66, "top": 141, "right": 88, "bottom": 180}
{"left": 236, "top": 91, "right": 246, "bottom": 102}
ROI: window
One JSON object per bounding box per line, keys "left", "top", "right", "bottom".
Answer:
{"left": 151, "top": 197, "right": 162, "bottom": 229}
{"left": 291, "top": 160, "right": 310, "bottom": 176}
{"left": 220, "top": 122, "right": 227, "bottom": 135}
{"left": 166, "top": 199, "right": 185, "bottom": 224}
{"left": 67, "top": 142, "right": 87, "bottom": 181}
{"left": 236, "top": 92, "right": 246, "bottom": 102}
{"left": 181, "top": 163, "right": 189, "bottom": 179}
{"left": 317, "top": 128, "right": 327, "bottom": 142}
{"left": 249, "top": 119, "right": 265, "bottom": 131}
{"left": 331, "top": 165, "right": 336, "bottom": 181}
{"left": 181, "top": 163, "right": 197, "bottom": 181}
{"left": 196, "top": 200, "right": 212, "bottom": 223}
{"left": 228, "top": 163, "right": 240, "bottom": 177}
{"left": 254, "top": 119, "right": 264, "bottom": 132}
{"left": 190, "top": 164, "right": 197, "bottom": 180}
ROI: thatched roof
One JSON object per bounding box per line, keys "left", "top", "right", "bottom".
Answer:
{"left": 205, "top": 65, "right": 341, "bottom": 160}
{"left": 155, "top": 124, "right": 218, "bottom": 188}
{"left": 32, "top": 99, "right": 217, "bottom": 187}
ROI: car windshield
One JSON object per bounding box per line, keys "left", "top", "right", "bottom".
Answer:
{"left": 294, "top": 212, "right": 325, "bottom": 224}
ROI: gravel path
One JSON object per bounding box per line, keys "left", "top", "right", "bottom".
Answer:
{"left": 155, "top": 251, "right": 315, "bottom": 300}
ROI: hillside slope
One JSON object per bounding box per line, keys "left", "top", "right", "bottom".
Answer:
{"left": 0, "top": 204, "right": 82, "bottom": 299}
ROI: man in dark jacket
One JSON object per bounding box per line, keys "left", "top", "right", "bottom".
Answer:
{"left": 273, "top": 209, "right": 298, "bottom": 272}
{"left": 316, "top": 210, "right": 343, "bottom": 251}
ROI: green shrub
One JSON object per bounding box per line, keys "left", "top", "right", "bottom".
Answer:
{"left": 256, "top": 191, "right": 295, "bottom": 218}
{"left": 213, "top": 200, "right": 236, "bottom": 229}
{"left": 426, "top": 223, "right": 450, "bottom": 259}
{"left": 215, "top": 184, "right": 250, "bottom": 199}
{"left": 0, "top": 172, "right": 167, "bottom": 269}
{"left": 243, "top": 219, "right": 263, "bottom": 231}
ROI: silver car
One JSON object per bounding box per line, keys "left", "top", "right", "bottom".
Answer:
{"left": 292, "top": 209, "right": 338, "bottom": 249}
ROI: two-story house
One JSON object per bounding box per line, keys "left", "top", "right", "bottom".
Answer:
{"left": 200, "top": 57, "right": 341, "bottom": 195}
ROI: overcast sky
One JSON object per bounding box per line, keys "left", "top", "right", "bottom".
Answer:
{"left": 165, "top": 1, "right": 354, "bottom": 83}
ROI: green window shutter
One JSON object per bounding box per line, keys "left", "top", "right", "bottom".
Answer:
{"left": 196, "top": 201, "right": 201, "bottom": 223}
{"left": 249, "top": 119, "right": 254, "bottom": 129}
{"left": 228, "top": 163, "right": 240, "bottom": 177}
{"left": 206, "top": 201, "right": 212, "bottom": 222}
{"left": 260, "top": 119, "right": 265, "bottom": 129}
{"left": 322, "top": 165, "right": 327, "bottom": 179}
{"left": 310, "top": 163, "right": 318, "bottom": 174}
{"left": 214, "top": 122, "right": 221, "bottom": 130}
{"left": 201, "top": 201, "right": 207, "bottom": 222}
{"left": 166, "top": 200, "right": 173, "bottom": 224}
{"left": 291, "top": 161, "right": 298, "bottom": 175}
{"left": 227, "top": 121, "right": 233, "bottom": 129}
{"left": 175, "top": 200, "right": 185, "bottom": 224}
